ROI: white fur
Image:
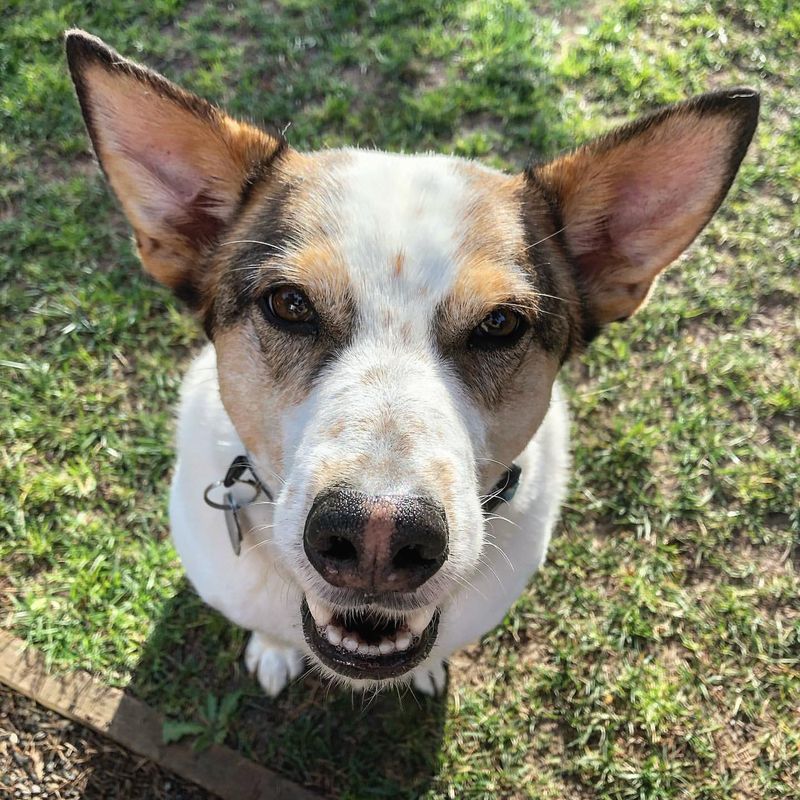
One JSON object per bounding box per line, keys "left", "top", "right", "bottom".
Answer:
{"left": 170, "top": 152, "right": 570, "bottom": 696}
{"left": 171, "top": 353, "right": 569, "bottom": 696}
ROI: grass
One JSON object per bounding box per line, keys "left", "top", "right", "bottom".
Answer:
{"left": 1, "top": 0, "right": 798, "bottom": 797}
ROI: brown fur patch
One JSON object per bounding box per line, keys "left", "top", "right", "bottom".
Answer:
{"left": 206, "top": 149, "right": 355, "bottom": 341}
{"left": 480, "top": 353, "right": 561, "bottom": 482}
{"left": 424, "top": 459, "right": 457, "bottom": 510}
{"left": 447, "top": 164, "right": 575, "bottom": 356}
{"left": 311, "top": 454, "right": 370, "bottom": 497}
{"left": 449, "top": 254, "right": 539, "bottom": 323}
{"left": 214, "top": 325, "right": 287, "bottom": 470}
{"left": 391, "top": 250, "right": 406, "bottom": 278}
{"left": 434, "top": 164, "right": 575, "bottom": 407}
{"left": 361, "top": 365, "right": 389, "bottom": 385}
{"left": 327, "top": 419, "right": 346, "bottom": 439}
{"left": 454, "top": 168, "right": 526, "bottom": 264}
{"left": 398, "top": 322, "right": 414, "bottom": 343}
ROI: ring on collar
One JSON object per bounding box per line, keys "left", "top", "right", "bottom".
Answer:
{"left": 203, "top": 477, "right": 260, "bottom": 510}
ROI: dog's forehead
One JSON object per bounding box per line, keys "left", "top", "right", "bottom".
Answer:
{"left": 307, "top": 150, "right": 529, "bottom": 318}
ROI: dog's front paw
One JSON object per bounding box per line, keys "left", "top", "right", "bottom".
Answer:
{"left": 245, "top": 632, "right": 305, "bottom": 697}
{"left": 410, "top": 660, "right": 448, "bottom": 697}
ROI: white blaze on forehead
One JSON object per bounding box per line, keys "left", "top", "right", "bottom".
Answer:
{"left": 270, "top": 150, "right": 492, "bottom": 599}
{"left": 333, "top": 150, "right": 475, "bottom": 326}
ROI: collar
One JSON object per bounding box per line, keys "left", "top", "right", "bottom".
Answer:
{"left": 221, "top": 454, "right": 273, "bottom": 500}
{"left": 206, "top": 453, "right": 520, "bottom": 514}
{"left": 481, "top": 462, "right": 522, "bottom": 513}
{"left": 204, "top": 453, "right": 521, "bottom": 557}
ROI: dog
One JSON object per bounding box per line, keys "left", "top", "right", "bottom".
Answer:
{"left": 65, "top": 29, "right": 758, "bottom": 697}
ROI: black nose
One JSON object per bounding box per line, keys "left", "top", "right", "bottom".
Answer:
{"left": 303, "top": 488, "right": 448, "bottom": 593}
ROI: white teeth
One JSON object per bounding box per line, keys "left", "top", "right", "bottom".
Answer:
{"left": 326, "top": 626, "right": 342, "bottom": 647}
{"left": 406, "top": 606, "right": 435, "bottom": 636}
{"left": 307, "top": 596, "right": 333, "bottom": 627}
{"left": 311, "top": 603, "right": 436, "bottom": 658}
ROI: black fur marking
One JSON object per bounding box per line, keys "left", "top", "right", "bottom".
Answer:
{"left": 208, "top": 178, "right": 299, "bottom": 333}
{"left": 238, "top": 138, "right": 290, "bottom": 210}
{"left": 172, "top": 278, "right": 202, "bottom": 309}
{"left": 517, "top": 182, "right": 585, "bottom": 361}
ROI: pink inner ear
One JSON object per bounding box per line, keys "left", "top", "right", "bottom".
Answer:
{"left": 108, "top": 120, "right": 233, "bottom": 246}
{"left": 603, "top": 119, "right": 732, "bottom": 271}
{"left": 133, "top": 146, "right": 206, "bottom": 205}
{"left": 88, "top": 66, "right": 235, "bottom": 238}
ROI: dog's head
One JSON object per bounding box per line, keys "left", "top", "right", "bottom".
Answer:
{"left": 66, "top": 30, "right": 757, "bottom": 685}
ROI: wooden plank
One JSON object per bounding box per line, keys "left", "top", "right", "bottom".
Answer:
{"left": 0, "top": 630, "right": 318, "bottom": 800}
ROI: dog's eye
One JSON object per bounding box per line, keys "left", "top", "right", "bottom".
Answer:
{"left": 261, "top": 285, "right": 318, "bottom": 332}
{"left": 469, "top": 307, "right": 525, "bottom": 349}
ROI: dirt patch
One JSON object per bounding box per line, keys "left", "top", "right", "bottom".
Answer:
{"left": 0, "top": 684, "right": 212, "bottom": 800}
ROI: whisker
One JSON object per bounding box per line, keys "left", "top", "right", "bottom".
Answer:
{"left": 400, "top": 680, "right": 421, "bottom": 709}
{"left": 241, "top": 538, "right": 274, "bottom": 556}
{"left": 523, "top": 224, "right": 568, "bottom": 252}
{"left": 474, "top": 559, "right": 504, "bottom": 588}
{"left": 219, "top": 239, "right": 286, "bottom": 250}
{"left": 246, "top": 522, "right": 277, "bottom": 533}
{"left": 533, "top": 291, "right": 580, "bottom": 305}
{"left": 482, "top": 539, "right": 515, "bottom": 571}
{"left": 476, "top": 456, "right": 514, "bottom": 471}
{"left": 450, "top": 573, "right": 488, "bottom": 601}
{"left": 484, "top": 514, "right": 519, "bottom": 529}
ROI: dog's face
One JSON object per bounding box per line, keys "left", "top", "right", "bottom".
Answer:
{"left": 67, "top": 31, "right": 757, "bottom": 685}
{"left": 212, "top": 151, "right": 569, "bottom": 679}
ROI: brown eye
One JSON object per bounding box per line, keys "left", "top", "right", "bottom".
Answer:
{"left": 469, "top": 307, "right": 526, "bottom": 349}
{"left": 261, "top": 285, "right": 318, "bottom": 332}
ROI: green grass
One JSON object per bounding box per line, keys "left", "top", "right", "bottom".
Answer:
{"left": 1, "top": 1, "right": 798, "bottom": 797}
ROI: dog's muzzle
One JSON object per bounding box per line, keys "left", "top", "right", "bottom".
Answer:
{"left": 203, "top": 455, "right": 521, "bottom": 681}
{"left": 300, "top": 488, "right": 447, "bottom": 679}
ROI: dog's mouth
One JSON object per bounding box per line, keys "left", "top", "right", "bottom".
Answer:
{"left": 301, "top": 596, "right": 439, "bottom": 680}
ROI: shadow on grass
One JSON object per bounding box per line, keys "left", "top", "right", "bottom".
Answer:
{"left": 89, "top": 581, "right": 447, "bottom": 798}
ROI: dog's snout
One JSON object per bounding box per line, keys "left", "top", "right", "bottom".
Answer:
{"left": 303, "top": 488, "right": 448, "bottom": 593}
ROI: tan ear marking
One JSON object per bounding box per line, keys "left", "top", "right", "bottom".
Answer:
{"left": 528, "top": 88, "right": 759, "bottom": 328}
{"left": 65, "top": 29, "right": 287, "bottom": 307}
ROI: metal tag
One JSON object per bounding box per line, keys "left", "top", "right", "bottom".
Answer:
{"left": 223, "top": 491, "right": 243, "bottom": 556}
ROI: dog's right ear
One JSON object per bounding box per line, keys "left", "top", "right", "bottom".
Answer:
{"left": 65, "top": 30, "right": 286, "bottom": 305}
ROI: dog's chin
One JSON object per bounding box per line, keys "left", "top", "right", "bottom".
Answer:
{"left": 301, "top": 596, "right": 439, "bottom": 682}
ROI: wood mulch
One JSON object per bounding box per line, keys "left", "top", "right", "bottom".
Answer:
{"left": 0, "top": 683, "right": 214, "bottom": 800}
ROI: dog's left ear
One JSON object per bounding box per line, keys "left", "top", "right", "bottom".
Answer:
{"left": 65, "top": 29, "right": 286, "bottom": 305}
{"left": 528, "top": 89, "right": 759, "bottom": 326}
